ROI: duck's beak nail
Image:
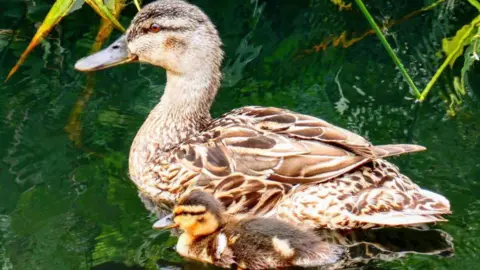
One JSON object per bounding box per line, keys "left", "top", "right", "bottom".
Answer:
{"left": 74, "top": 35, "right": 136, "bottom": 72}
{"left": 153, "top": 214, "right": 178, "bottom": 230}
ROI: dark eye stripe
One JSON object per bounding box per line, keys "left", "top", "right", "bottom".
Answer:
{"left": 174, "top": 210, "right": 206, "bottom": 217}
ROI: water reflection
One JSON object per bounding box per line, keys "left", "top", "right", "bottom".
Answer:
{"left": 151, "top": 227, "right": 453, "bottom": 270}
{"left": 323, "top": 227, "right": 453, "bottom": 269}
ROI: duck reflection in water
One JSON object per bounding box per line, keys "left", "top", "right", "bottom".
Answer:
{"left": 155, "top": 226, "right": 453, "bottom": 270}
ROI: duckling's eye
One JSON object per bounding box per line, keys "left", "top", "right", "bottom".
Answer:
{"left": 149, "top": 23, "right": 161, "bottom": 33}
{"left": 197, "top": 217, "right": 205, "bottom": 222}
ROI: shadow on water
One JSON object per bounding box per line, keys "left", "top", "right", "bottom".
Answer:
{"left": 0, "top": 0, "right": 479, "bottom": 269}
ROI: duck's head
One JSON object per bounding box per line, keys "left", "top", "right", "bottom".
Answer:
{"left": 165, "top": 190, "right": 225, "bottom": 237}
{"left": 75, "top": 0, "right": 223, "bottom": 75}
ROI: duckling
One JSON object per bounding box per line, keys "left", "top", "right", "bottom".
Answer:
{"left": 158, "top": 190, "right": 343, "bottom": 270}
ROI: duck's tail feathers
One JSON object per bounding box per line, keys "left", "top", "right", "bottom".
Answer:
{"left": 350, "top": 188, "right": 451, "bottom": 227}
{"left": 374, "top": 144, "right": 426, "bottom": 158}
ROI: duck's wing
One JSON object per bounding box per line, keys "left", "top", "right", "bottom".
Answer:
{"left": 162, "top": 126, "right": 368, "bottom": 215}
{"left": 155, "top": 107, "right": 428, "bottom": 217}
{"left": 222, "top": 106, "right": 426, "bottom": 158}
{"left": 173, "top": 122, "right": 371, "bottom": 185}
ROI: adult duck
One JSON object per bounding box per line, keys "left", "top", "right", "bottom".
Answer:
{"left": 75, "top": 0, "right": 450, "bottom": 229}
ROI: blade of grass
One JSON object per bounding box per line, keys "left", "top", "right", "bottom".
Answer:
{"left": 419, "top": 15, "right": 480, "bottom": 101}
{"left": 134, "top": 0, "right": 141, "bottom": 11}
{"left": 5, "top": 0, "right": 78, "bottom": 81}
{"left": 354, "top": 0, "right": 422, "bottom": 100}
{"left": 85, "top": 0, "right": 126, "bottom": 32}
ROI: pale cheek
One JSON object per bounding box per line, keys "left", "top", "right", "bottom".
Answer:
{"left": 176, "top": 217, "right": 196, "bottom": 232}
{"left": 139, "top": 53, "right": 162, "bottom": 65}
{"left": 129, "top": 38, "right": 165, "bottom": 63}
{"left": 129, "top": 37, "right": 187, "bottom": 73}
{"left": 178, "top": 223, "right": 192, "bottom": 232}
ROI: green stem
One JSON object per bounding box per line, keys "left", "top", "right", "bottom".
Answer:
{"left": 419, "top": 15, "right": 480, "bottom": 101}
{"left": 354, "top": 0, "right": 422, "bottom": 99}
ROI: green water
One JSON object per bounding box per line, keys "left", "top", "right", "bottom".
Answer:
{"left": 1, "top": 0, "right": 479, "bottom": 269}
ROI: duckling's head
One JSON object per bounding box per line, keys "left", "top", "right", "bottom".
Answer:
{"left": 125, "top": 0, "right": 223, "bottom": 74}
{"left": 173, "top": 190, "right": 225, "bottom": 237}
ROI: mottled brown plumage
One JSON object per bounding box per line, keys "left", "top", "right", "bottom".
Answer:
{"left": 75, "top": 0, "right": 451, "bottom": 229}
{"left": 169, "top": 190, "right": 343, "bottom": 269}
{"left": 138, "top": 106, "right": 450, "bottom": 229}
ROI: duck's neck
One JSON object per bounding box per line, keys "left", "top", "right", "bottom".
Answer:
{"left": 129, "top": 67, "right": 221, "bottom": 182}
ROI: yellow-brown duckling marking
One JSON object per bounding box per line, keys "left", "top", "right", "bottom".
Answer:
{"left": 163, "top": 190, "right": 343, "bottom": 270}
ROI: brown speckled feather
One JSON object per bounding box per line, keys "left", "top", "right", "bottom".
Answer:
{"left": 137, "top": 106, "right": 448, "bottom": 229}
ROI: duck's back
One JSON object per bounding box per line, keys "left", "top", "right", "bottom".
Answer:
{"left": 222, "top": 217, "right": 342, "bottom": 269}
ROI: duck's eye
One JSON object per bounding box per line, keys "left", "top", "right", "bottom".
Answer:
{"left": 149, "top": 23, "right": 161, "bottom": 33}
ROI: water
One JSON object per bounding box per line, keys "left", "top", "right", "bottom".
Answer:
{"left": 1, "top": 0, "right": 479, "bottom": 269}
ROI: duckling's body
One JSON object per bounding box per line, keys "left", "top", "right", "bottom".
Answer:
{"left": 178, "top": 218, "right": 342, "bottom": 269}
{"left": 170, "top": 190, "right": 342, "bottom": 269}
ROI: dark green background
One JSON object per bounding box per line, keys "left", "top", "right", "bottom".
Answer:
{"left": 1, "top": 0, "right": 479, "bottom": 269}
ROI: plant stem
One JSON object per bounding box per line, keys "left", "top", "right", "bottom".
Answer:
{"left": 354, "top": 0, "right": 422, "bottom": 100}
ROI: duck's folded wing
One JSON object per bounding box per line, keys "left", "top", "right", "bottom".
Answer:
{"left": 223, "top": 106, "right": 426, "bottom": 158}
{"left": 224, "top": 106, "right": 375, "bottom": 157}
{"left": 160, "top": 106, "right": 428, "bottom": 217}
{"left": 174, "top": 125, "right": 371, "bottom": 185}
{"left": 165, "top": 124, "right": 372, "bottom": 215}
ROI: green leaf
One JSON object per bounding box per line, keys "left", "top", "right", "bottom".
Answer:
{"left": 442, "top": 24, "right": 475, "bottom": 68}
{"left": 460, "top": 28, "right": 480, "bottom": 94}
{"left": 5, "top": 0, "right": 83, "bottom": 81}
{"left": 420, "top": 15, "right": 480, "bottom": 101}
{"left": 468, "top": 0, "right": 480, "bottom": 11}
{"left": 445, "top": 27, "right": 480, "bottom": 116}
{"left": 85, "top": 0, "right": 126, "bottom": 32}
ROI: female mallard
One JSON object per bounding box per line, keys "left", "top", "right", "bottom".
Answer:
{"left": 161, "top": 190, "right": 342, "bottom": 269}
{"left": 75, "top": 0, "right": 451, "bottom": 229}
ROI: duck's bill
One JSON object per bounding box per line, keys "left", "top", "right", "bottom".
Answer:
{"left": 74, "top": 35, "right": 137, "bottom": 72}
{"left": 153, "top": 214, "right": 179, "bottom": 230}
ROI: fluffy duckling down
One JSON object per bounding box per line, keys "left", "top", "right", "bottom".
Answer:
{"left": 155, "top": 190, "right": 343, "bottom": 270}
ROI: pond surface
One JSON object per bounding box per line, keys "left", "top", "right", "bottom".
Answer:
{"left": 1, "top": 0, "right": 479, "bottom": 269}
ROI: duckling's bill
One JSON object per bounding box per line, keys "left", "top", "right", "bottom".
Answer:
{"left": 74, "top": 35, "right": 137, "bottom": 72}
{"left": 153, "top": 214, "right": 179, "bottom": 230}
